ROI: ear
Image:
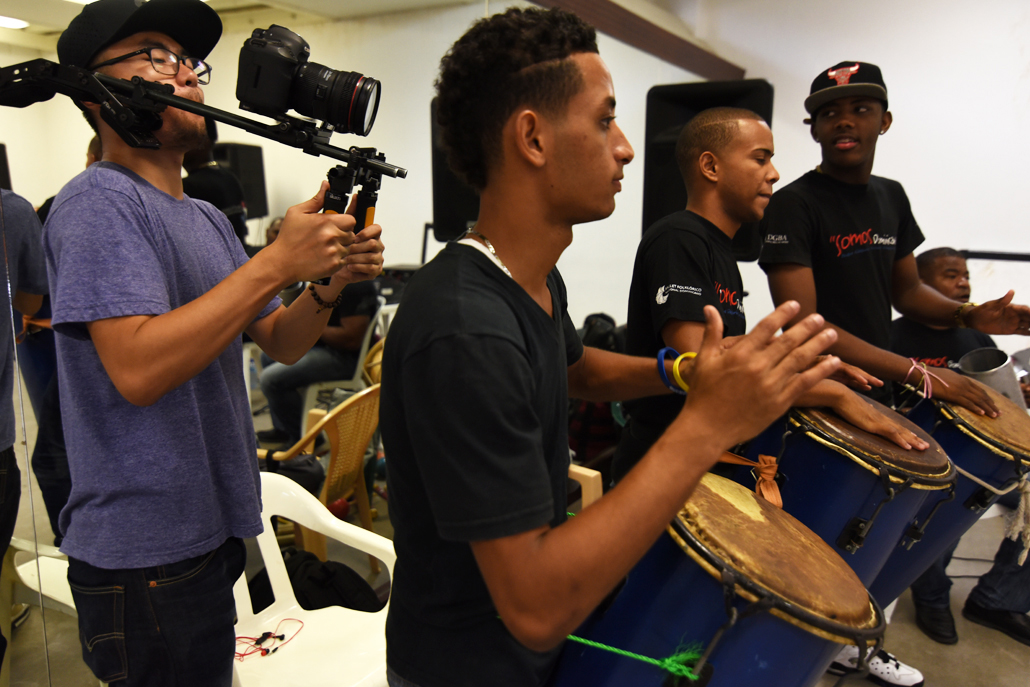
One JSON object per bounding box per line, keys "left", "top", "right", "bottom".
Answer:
{"left": 879, "top": 110, "right": 893, "bottom": 136}
{"left": 512, "top": 109, "right": 547, "bottom": 169}
{"left": 698, "top": 151, "right": 718, "bottom": 184}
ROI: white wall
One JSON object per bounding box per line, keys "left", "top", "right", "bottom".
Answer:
{"left": 0, "top": 44, "right": 95, "bottom": 207}
{"left": 676, "top": 0, "right": 1030, "bottom": 354}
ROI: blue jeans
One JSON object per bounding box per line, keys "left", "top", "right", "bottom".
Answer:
{"left": 967, "top": 536, "right": 1030, "bottom": 614}
{"left": 67, "top": 537, "right": 246, "bottom": 686}
{"left": 259, "top": 347, "right": 357, "bottom": 444}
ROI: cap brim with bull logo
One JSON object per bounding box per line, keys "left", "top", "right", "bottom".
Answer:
{"left": 804, "top": 61, "right": 888, "bottom": 116}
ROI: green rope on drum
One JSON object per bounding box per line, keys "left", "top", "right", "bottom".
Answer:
{"left": 565, "top": 635, "right": 702, "bottom": 680}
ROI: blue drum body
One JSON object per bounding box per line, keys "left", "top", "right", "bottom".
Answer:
{"left": 737, "top": 407, "right": 953, "bottom": 586}
{"left": 553, "top": 476, "right": 883, "bottom": 687}
{"left": 869, "top": 397, "right": 1030, "bottom": 606}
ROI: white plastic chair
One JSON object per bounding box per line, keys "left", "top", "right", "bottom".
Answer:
{"left": 232, "top": 471, "right": 395, "bottom": 687}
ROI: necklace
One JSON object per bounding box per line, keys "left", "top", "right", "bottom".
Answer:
{"left": 464, "top": 228, "right": 512, "bottom": 278}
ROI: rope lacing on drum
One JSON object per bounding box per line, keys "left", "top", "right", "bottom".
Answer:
{"left": 564, "top": 635, "right": 702, "bottom": 681}
{"left": 1005, "top": 477, "right": 1030, "bottom": 565}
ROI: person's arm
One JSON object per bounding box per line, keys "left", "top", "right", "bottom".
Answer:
{"left": 13, "top": 292, "right": 43, "bottom": 317}
{"left": 319, "top": 314, "right": 372, "bottom": 352}
{"left": 766, "top": 262, "right": 998, "bottom": 416}
{"left": 471, "top": 302, "right": 840, "bottom": 651}
{"left": 662, "top": 317, "right": 926, "bottom": 449}
{"left": 566, "top": 347, "right": 671, "bottom": 402}
{"left": 89, "top": 185, "right": 380, "bottom": 406}
{"left": 892, "top": 254, "right": 1030, "bottom": 334}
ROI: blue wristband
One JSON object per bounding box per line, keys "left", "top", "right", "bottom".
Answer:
{"left": 657, "top": 347, "right": 687, "bottom": 395}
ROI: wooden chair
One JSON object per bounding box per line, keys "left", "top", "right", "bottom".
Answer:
{"left": 260, "top": 385, "right": 382, "bottom": 572}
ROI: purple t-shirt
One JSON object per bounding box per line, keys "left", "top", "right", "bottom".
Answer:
{"left": 42, "top": 162, "right": 280, "bottom": 568}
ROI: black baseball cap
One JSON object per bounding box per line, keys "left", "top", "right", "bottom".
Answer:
{"left": 804, "top": 61, "right": 888, "bottom": 115}
{"left": 57, "top": 0, "right": 222, "bottom": 69}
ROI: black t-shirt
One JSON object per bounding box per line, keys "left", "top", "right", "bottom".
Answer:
{"left": 380, "top": 242, "right": 584, "bottom": 687}
{"left": 758, "top": 171, "right": 925, "bottom": 352}
{"left": 890, "top": 317, "right": 995, "bottom": 370}
{"left": 324, "top": 280, "right": 378, "bottom": 332}
{"left": 623, "top": 210, "right": 747, "bottom": 433}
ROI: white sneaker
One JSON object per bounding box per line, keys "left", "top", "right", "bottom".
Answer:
{"left": 827, "top": 645, "right": 925, "bottom": 687}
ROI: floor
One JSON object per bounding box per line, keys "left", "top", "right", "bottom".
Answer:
{"left": 5, "top": 380, "right": 1029, "bottom": 686}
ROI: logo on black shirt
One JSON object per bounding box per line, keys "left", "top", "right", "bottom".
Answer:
{"left": 715, "top": 281, "right": 745, "bottom": 317}
{"left": 765, "top": 234, "right": 789, "bottom": 245}
{"left": 657, "top": 284, "right": 703, "bottom": 305}
{"left": 829, "top": 229, "right": 896, "bottom": 258}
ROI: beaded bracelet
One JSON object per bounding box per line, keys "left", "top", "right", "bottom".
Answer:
{"left": 954, "top": 301, "right": 978, "bottom": 328}
{"left": 308, "top": 283, "right": 345, "bottom": 314}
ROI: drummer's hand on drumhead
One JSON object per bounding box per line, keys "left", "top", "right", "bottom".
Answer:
{"left": 965, "top": 290, "right": 1030, "bottom": 335}
{"left": 831, "top": 389, "right": 929, "bottom": 450}
{"left": 929, "top": 367, "right": 1000, "bottom": 417}
{"left": 682, "top": 301, "right": 840, "bottom": 446}
{"left": 824, "top": 358, "right": 883, "bottom": 391}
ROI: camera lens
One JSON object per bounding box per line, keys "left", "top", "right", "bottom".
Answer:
{"left": 292, "top": 62, "right": 381, "bottom": 136}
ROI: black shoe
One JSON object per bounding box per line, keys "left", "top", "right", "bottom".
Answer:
{"left": 914, "top": 603, "right": 958, "bottom": 644}
{"left": 962, "top": 599, "right": 1030, "bottom": 646}
{"left": 257, "top": 427, "right": 291, "bottom": 444}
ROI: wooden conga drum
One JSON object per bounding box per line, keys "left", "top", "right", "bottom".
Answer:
{"left": 552, "top": 475, "right": 884, "bottom": 687}
{"left": 737, "top": 397, "right": 955, "bottom": 584}
{"left": 870, "top": 385, "right": 1030, "bottom": 606}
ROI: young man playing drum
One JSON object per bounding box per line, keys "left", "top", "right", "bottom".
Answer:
{"left": 379, "top": 9, "right": 845, "bottom": 687}
{"left": 892, "top": 247, "right": 1030, "bottom": 648}
{"left": 758, "top": 60, "right": 1030, "bottom": 686}
{"left": 612, "top": 107, "right": 926, "bottom": 484}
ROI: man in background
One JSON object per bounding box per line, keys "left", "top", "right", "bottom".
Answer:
{"left": 0, "top": 188, "right": 48, "bottom": 663}
{"left": 891, "top": 247, "right": 1030, "bottom": 648}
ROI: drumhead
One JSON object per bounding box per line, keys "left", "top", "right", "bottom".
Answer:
{"left": 939, "top": 384, "right": 1030, "bottom": 465}
{"left": 669, "top": 474, "right": 882, "bottom": 645}
{"left": 793, "top": 396, "right": 954, "bottom": 488}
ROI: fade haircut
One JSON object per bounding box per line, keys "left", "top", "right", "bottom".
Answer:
{"left": 675, "top": 107, "right": 766, "bottom": 189}
{"left": 916, "top": 247, "right": 964, "bottom": 279}
{"left": 435, "top": 7, "right": 598, "bottom": 192}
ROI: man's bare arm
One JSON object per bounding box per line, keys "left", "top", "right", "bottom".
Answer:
{"left": 766, "top": 263, "right": 998, "bottom": 415}
{"left": 471, "top": 303, "right": 840, "bottom": 651}
{"left": 89, "top": 185, "right": 367, "bottom": 406}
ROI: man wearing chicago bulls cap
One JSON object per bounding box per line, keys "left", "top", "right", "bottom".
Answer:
{"left": 45, "top": 1, "right": 383, "bottom": 684}
{"left": 758, "top": 61, "right": 1030, "bottom": 687}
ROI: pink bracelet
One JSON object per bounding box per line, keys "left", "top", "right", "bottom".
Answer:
{"left": 903, "top": 358, "right": 950, "bottom": 399}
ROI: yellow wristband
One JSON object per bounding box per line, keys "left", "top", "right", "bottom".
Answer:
{"left": 671, "top": 352, "right": 697, "bottom": 392}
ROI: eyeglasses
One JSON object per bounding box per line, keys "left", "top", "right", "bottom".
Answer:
{"left": 90, "top": 47, "right": 211, "bottom": 85}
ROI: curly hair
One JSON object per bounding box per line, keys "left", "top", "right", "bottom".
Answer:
{"left": 435, "top": 7, "right": 598, "bottom": 191}
{"left": 676, "top": 107, "right": 766, "bottom": 190}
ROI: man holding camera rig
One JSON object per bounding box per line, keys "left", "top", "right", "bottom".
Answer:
{"left": 42, "top": 0, "right": 383, "bottom": 684}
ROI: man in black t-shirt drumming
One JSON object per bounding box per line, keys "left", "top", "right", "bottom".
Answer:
{"left": 892, "top": 247, "right": 1030, "bottom": 649}
{"left": 758, "top": 60, "right": 1030, "bottom": 687}
{"left": 379, "top": 9, "right": 846, "bottom": 687}
{"left": 759, "top": 62, "right": 1030, "bottom": 416}
{"left": 613, "top": 107, "right": 925, "bottom": 482}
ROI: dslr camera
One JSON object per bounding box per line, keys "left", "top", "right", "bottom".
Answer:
{"left": 237, "top": 25, "right": 380, "bottom": 136}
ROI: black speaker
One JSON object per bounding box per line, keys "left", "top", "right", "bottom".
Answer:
{"left": 430, "top": 97, "right": 480, "bottom": 242}
{"left": 212, "top": 142, "right": 268, "bottom": 219}
{"left": 0, "top": 144, "right": 11, "bottom": 190}
{"left": 642, "top": 80, "right": 774, "bottom": 262}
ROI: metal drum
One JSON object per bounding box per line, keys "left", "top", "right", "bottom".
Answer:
{"left": 869, "top": 385, "right": 1030, "bottom": 607}
{"left": 553, "top": 475, "right": 884, "bottom": 687}
{"left": 737, "top": 397, "right": 954, "bottom": 584}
